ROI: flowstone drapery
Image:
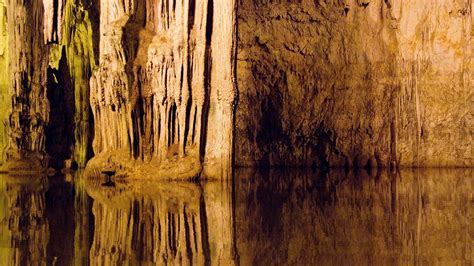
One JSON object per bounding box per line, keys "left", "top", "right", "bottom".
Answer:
{"left": 88, "top": 0, "right": 237, "bottom": 179}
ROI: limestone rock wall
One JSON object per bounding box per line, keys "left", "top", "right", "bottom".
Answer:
{"left": 89, "top": 0, "right": 237, "bottom": 178}
{"left": 236, "top": 0, "right": 472, "bottom": 167}
{"left": 0, "top": 0, "right": 98, "bottom": 170}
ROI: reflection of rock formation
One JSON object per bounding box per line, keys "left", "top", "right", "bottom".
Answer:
{"left": 71, "top": 171, "right": 94, "bottom": 265}
{"left": 234, "top": 168, "right": 472, "bottom": 265}
{"left": 44, "top": 171, "right": 94, "bottom": 265}
{"left": 0, "top": 175, "right": 49, "bottom": 265}
{"left": 85, "top": 177, "right": 238, "bottom": 265}
{"left": 0, "top": 172, "right": 94, "bottom": 265}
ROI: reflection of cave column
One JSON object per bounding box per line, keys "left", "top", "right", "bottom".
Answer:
{"left": 203, "top": 181, "right": 238, "bottom": 265}
{"left": 0, "top": 175, "right": 49, "bottom": 265}
{"left": 204, "top": 0, "right": 238, "bottom": 178}
{"left": 71, "top": 171, "right": 92, "bottom": 265}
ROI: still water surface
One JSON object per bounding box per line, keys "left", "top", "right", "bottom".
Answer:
{"left": 0, "top": 169, "right": 471, "bottom": 265}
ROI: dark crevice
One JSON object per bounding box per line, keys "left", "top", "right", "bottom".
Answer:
{"left": 45, "top": 47, "right": 75, "bottom": 170}
{"left": 200, "top": 0, "right": 213, "bottom": 160}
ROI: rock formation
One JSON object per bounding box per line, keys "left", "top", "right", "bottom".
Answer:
{"left": 1, "top": 0, "right": 51, "bottom": 171}
{"left": 0, "top": 0, "right": 471, "bottom": 175}
{"left": 0, "top": 0, "right": 8, "bottom": 165}
{"left": 87, "top": 0, "right": 238, "bottom": 179}
{"left": 47, "top": 0, "right": 98, "bottom": 168}
{"left": 0, "top": 0, "right": 98, "bottom": 170}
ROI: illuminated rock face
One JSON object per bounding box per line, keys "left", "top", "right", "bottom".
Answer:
{"left": 0, "top": 1, "right": 471, "bottom": 171}
{"left": 0, "top": 0, "right": 8, "bottom": 165}
{"left": 2, "top": 0, "right": 50, "bottom": 169}
{"left": 88, "top": 0, "right": 237, "bottom": 179}
{"left": 236, "top": 0, "right": 472, "bottom": 167}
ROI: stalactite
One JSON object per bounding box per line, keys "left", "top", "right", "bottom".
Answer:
{"left": 43, "top": 0, "right": 65, "bottom": 43}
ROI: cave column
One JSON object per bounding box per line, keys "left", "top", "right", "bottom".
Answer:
{"left": 189, "top": 0, "right": 208, "bottom": 155}
{"left": 204, "top": 0, "right": 238, "bottom": 178}
{"left": 0, "top": 0, "right": 9, "bottom": 165}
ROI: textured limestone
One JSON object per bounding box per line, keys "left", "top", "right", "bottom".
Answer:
{"left": 88, "top": 0, "right": 238, "bottom": 179}
{"left": 0, "top": 0, "right": 97, "bottom": 170}
{"left": 236, "top": 0, "right": 472, "bottom": 168}
{"left": 43, "top": 0, "right": 65, "bottom": 44}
